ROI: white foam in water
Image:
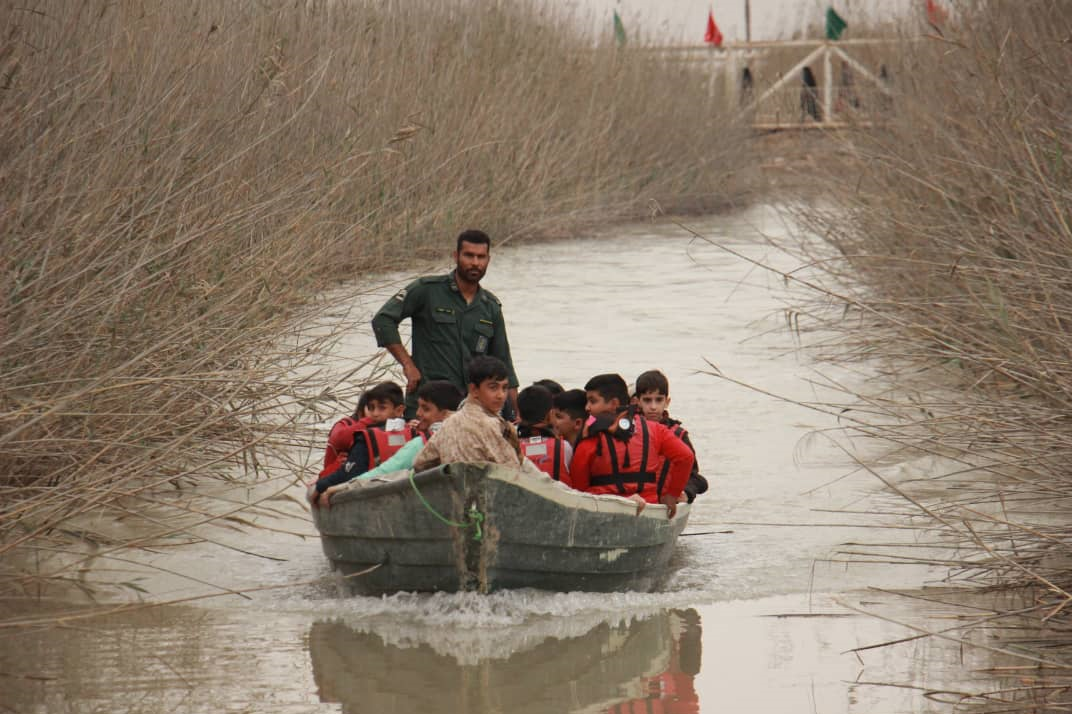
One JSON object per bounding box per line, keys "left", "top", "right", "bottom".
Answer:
{"left": 310, "top": 589, "right": 703, "bottom": 664}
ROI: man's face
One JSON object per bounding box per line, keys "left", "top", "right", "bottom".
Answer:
{"left": 585, "top": 391, "right": 619, "bottom": 419}
{"left": 637, "top": 391, "right": 670, "bottom": 421}
{"left": 367, "top": 399, "right": 405, "bottom": 424}
{"left": 415, "top": 398, "right": 452, "bottom": 431}
{"left": 453, "top": 240, "right": 490, "bottom": 284}
{"left": 469, "top": 377, "right": 509, "bottom": 415}
{"left": 551, "top": 408, "right": 582, "bottom": 440}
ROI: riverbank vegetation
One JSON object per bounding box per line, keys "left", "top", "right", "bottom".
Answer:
{"left": 0, "top": 0, "right": 750, "bottom": 596}
{"left": 790, "top": 1, "right": 1072, "bottom": 708}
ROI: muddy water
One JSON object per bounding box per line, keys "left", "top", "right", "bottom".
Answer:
{"left": 2, "top": 205, "right": 990, "bottom": 713}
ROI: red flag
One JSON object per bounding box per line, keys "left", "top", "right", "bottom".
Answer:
{"left": 926, "top": 0, "right": 947, "bottom": 26}
{"left": 704, "top": 11, "right": 723, "bottom": 47}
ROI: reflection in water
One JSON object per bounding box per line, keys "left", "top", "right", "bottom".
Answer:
{"left": 309, "top": 609, "right": 702, "bottom": 714}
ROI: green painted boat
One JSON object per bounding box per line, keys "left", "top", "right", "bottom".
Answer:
{"left": 312, "top": 461, "right": 690, "bottom": 594}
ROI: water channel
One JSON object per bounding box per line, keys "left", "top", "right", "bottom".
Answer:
{"left": 2, "top": 205, "right": 992, "bottom": 713}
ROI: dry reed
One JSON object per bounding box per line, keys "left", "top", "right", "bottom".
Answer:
{"left": 781, "top": 0, "right": 1072, "bottom": 709}
{"left": 0, "top": 0, "right": 750, "bottom": 597}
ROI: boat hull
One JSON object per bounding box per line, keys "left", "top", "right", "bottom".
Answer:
{"left": 312, "top": 462, "right": 689, "bottom": 594}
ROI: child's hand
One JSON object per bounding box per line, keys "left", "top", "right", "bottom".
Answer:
{"left": 320, "top": 485, "right": 342, "bottom": 510}
{"left": 406, "top": 418, "right": 420, "bottom": 431}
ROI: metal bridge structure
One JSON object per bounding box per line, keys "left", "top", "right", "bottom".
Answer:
{"left": 652, "top": 38, "right": 899, "bottom": 131}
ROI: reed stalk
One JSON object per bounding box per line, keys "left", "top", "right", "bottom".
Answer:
{"left": 0, "top": 0, "right": 750, "bottom": 597}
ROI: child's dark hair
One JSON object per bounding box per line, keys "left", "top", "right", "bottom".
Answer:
{"left": 533, "top": 378, "right": 564, "bottom": 396}
{"left": 553, "top": 389, "right": 586, "bottom": 421}
{"left": 467, "top": 355, "right": 509, "bottom": 386}
{"left": 364, "top": 381, "right": 405, "bottom": 408}
{"left": 416, "top": 380, "right": 463, "bottom": 411}
{"left": 584, "top": 373, "right": 630, "bottom": 407}
{"left": 635, "top": 369, "right": 670, "bottom": 397}
{"left": 352, "top": 391, "right": 370, "bottom": 419}
{"left": 518, "top": 385, "right": 553, "bottom": 424}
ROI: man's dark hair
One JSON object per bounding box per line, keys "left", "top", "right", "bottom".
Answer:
{"left": 553, "top": 389, "right": 586, "bottom": 421}
{"left": 364, "top": 381, "right": 405, "bottom": 408}
{"left": 635, "top": 369, "right": 670, "bottom": 397}
{"left": 584, "top": 373, "right": 630, "bottom": 407}
{"left": 456, "top": 229, "right": 491, "bottom": 253}
{"left": 468, "top": 355, "right": 509, "bottom": 387}
{"left": 416, "top": 380, "right": 463, "bottom": 411}
{"left": 533, "top": 378, "right": 564, "bottom": 396}
{"left": 518, "top": 385, "right": 553, "bottom": 425}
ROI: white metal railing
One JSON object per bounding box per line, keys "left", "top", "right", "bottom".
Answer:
{"left": 653, "top": 39, "right": 901, "bottom": 130}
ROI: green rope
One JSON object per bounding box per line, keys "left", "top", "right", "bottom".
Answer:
{"left": 408, "top": 470, "right": 484, "bottom": 541}
{"left": 467, "top": 506, "right": 484, "bottom": 541}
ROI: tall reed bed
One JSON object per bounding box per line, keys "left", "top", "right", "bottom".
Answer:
{"left": 788, "top": 0, "right": 1072, "bottom": 707}
{"left": 0, "top": 0, "right": 748, "bottom": 595}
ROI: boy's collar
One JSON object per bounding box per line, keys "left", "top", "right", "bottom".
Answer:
{"left": 518, "top": 423, "right": 555, "bottom": 438}
{"left": 584, "top": 405, "right": 638, "bottom": 441}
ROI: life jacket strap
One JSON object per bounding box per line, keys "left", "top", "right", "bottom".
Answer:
{"left": 589, "top": 472, "right": 658, "bottom": 488}
{"left": 552, "top": 437, "right": 562, "bottom": 481}
{"left": 365, "top": 428, "right": 383, "bottom": 466}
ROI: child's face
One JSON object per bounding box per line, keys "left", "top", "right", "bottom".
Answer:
{"left": 469, "top": 377, "right": 509, "bottom": 415}
{"left": 637, "top": 391, "right": 670, "bottom": 421}
{"left": 415, "top": 398, "right": 451, "bottom": 431}
{"left": 585, "top": 390, "right": 620, "bottom": 419}
{"left": 551, "top": 408, "right": 582, "bottom": 439}
{"left": 367, "top": 399, "right": 405, "bottom": 424}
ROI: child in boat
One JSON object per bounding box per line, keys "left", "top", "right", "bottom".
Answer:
{"left": 517, "top": 384, "right": 572, "bottom": 483}
{"left": 412, "top": 356, "right": 523, "bottom": 472}
{"left": 634, "top": 370, "right": 709, "bottom": 504}
{"left": 317, "top": 382, "right": 403, "bottom": 477}
{"left": 551, "top": 388, "right": 586, "bottom": 448}
{"left": 569, "top": 373, "right": 694, "bottom": 518}
{"left": 309, "top": 381, "right": 420, "bottom": 507}
{"left": 319, "top": 392, "right": 371, "bottom": 475}
{"left": 358, "top": 380, "right": 463, "bottom": 479}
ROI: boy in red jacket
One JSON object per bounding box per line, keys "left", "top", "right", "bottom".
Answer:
{"left": 634, "top": 369, "right": 709, "bottom": 504}
{"left": 517, "top": 384, "right": 572, "bottom": 483}
{"left": 569, "top": 373, "right": 693, "bottom": 518}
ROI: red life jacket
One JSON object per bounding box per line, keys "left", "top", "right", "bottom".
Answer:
{"left": 361, "top": 423, "right": 427, "bottom": 468}
{"left": 586, "top": 414, "right": 667, "bottom": 499}
{"left": 320, "top": 416, "right": 373, "bottom": 477}
{"left": 657, "top": 422, "right": 689, "bottom": 488}
{"left": 319, "top": 418, "right": 424, "bottom": 477}
{"left": 518, "top": 426, "right": 569, "bottom": 481}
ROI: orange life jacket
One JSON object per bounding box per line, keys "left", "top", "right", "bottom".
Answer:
{"left": 518, "top": 426, "right": 569, "bottom": 481}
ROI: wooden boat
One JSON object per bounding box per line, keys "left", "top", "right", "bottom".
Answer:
{"left": 312, "top": 461, "right": 690, "bottom": 594}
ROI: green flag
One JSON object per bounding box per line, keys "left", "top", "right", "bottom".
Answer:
{"left": 613, "top": 10, "right": 627, "bottom": 46}
{"left": 825, "top": 7, "right": 847, "bottom": 40}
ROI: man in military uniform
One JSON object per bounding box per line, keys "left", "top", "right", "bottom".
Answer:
{"left": 371, "top": 229, "right": 520, "bottom": 419}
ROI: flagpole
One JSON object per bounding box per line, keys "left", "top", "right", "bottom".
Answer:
{"left": 744, "top": 0, "right": 751, "bottom": 42}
